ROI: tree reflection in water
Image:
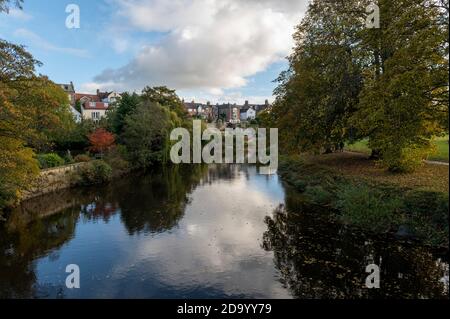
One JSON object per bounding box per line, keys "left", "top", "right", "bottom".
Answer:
{"left": 262, "top": 188, "right": 449, "bottom": 299}
{"left": 0, "top": 164, "right": 209, "bottom": 298}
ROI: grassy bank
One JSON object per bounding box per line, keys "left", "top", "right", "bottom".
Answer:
{"left": 345, "top": 135, "right": 449, "bottom": 163}
{"left": 278, "top": 153, "right": 449, "bottom": 248}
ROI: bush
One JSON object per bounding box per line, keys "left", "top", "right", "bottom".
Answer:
{"left": 37, "top": 153, "right": 65, "bottom": 169}
{"left": 104, "top": 146, "right": 130, "bottom": 177}
{"left": 402, "top": 191, "right": 449, "bottom": 247}
{"left": 336, "top": 183, "right": 402, "bottom": 233}
{"left": 74, "top": 154, "right": 91, "bottom": 163}
{"left": 75, "top": 160, "right": 112, "bottom": 186}
{"left": 380, "top": 145, "right": 429, "bottom": 173}
{"left": 304, "top": 185, "right": 334, "bottom": 206}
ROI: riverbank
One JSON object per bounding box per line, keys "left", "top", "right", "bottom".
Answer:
{"left": 278, "top": 153, "right": 449, "bottom": 248}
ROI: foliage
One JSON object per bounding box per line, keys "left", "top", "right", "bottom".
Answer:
{"left": 0, "top": 136, "right": 39, "bottom": 210}
{"left": 141, "top": 86, "right": 187, "bottom": 119}
{"left": 37, "top": 153, "right": 65, "bottom": 169}
{"left": 272, "top": 0, "right": 364, "bottom": 155}
{"left": 352, "top": 0, "right": 448, "bottom": 171}
{"left": 74, "top": 160, "right": 113, "bottom": 186}
{"left": 103, "top": 145, "right": 130, "bottom": 177}
{"left": 54, "top": 119, "right": 97, "bottom": 151}
{"left": 108, "top": 92, "right": 141, "bottom": 136}
{"left": 122, "top": 101, "right": 171, "bottom": 168}
{"left": 5, "top": 75, "right": 74, "bottom": 152}
{"left": 402, "top": 190, "right": 449, "bottom": 247}
{"left": 74, "top": 154, "right": 91, "bottom": 163}
{"left": 88, "top": 128, "right": 115, "bottom": 155}
{"left": 278, "top": 156, "right": 449, "bottom": 247}
{"left": 336, "top": 183, "right": 403, "bottom": 233}
{"left": 272, "top": 0, "right": 449, "bottom": 171}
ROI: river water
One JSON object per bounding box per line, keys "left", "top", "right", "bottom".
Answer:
{"left": 0, "top": 164, "right": 448, "bottom": 298}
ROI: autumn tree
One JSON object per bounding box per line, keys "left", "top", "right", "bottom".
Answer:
{"left": 88, "top": 128, "right": 116, "bottom": 156}
{"left": 273, "top": 0, "right": 448, "bottom": 171}
{"left": 1, "top": 5, "right": 76, "bottom": 210}
{"left": 353, "top": 0, "right": 449, "bottom": 171}
{"left": 272, "top": 0, "right": 365, "bottom": 154}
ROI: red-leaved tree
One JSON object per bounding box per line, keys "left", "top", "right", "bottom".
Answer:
{"left": 88, "top": 128, "right": 115, "bottom": 156}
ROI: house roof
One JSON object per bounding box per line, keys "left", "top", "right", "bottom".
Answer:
{"left": 82, "top": 101, "right": 110, "bottom": 110}
{"left": 59, "top": 83, "right": 75, "bottom": 93}
{"left": 75, "top": 93, "right": 101, "bottom": 102}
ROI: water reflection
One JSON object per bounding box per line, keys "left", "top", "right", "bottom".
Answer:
{"left": 263, "top": 188, "right": 449, "bottom": 299}
{"left": 0, "top": 164, "right": 448, "bottom": 298}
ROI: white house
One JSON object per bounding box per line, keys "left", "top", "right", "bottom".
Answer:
{"left": 240, "top": 107, "right": 256, "bottom": 121}
{"left": 99, "top": 91, "right": 122, "bottom": 104}
{"left": 81, "top": 101, "right": 110, "bottom": 122}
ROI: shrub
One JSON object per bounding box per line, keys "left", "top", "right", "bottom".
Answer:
{"left": 402, "top": 191, "right": 449, "bottom": 247}
{"left": 37, "top": 153, "right": 65, "bottom": 169}
{"left": 75, "top": 160, "right": 112, "bottom": 186}
{"left": 336, "top": 183, "right": 402, "bottom": 233}
{"left": 63, "top": 150, "right": 74, "bottom": 164}
{"left": 104, "top": 146, "right": 130, "bottom": 176}
{"left": 380, "top": 145, "right": 429, "bottom": 173}
{"left": 74, "top": 154, "right": 91, "bottom": 163}
{"left": 304, "top": 185, "right": 334, "bottom": 206}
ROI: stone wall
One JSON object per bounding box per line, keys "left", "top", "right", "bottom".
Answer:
{"left": 22, "top": 163, "right": 88, "bottom": 200}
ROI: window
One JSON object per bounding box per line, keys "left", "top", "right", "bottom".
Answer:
{"left": 92, "top": 112, "right": 100, "bottom": 120}
{"left": 90, "top": 102, "right": 96, "bottom": 107}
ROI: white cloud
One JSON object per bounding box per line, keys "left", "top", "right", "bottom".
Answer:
{"left": 88, "top": 0, "right": 307, "bottom": 98}
{"left": 13, "top": 28, "right": 90, "bottom": 58}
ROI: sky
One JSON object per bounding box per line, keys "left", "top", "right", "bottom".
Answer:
{"left": 0, "top": 0, "right": 308, "bottom": 104}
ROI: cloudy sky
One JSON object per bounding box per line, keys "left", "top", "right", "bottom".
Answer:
{"left": 0, "top": 0, "right": 307, "bottom": 104}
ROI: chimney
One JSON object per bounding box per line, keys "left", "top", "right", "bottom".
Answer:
{"left": 96, "top": 89, "right": 100, "bottom": 96}
{"left": 265, "top": 99, "right": 269, "bottom": 106}
{"left": 245, "top": 100, "right": 249, "bottom": 106}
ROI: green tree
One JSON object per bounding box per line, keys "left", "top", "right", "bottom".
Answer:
{"left": 353, "top": 0, "right": 449, "bottom": 171}
{"left": 122, "top": 101, "right": 172, "bottom": 168}
{"left": 7, "top": 76, "right": 74, "bottom": 152}
{"left": 272, "top": 0, "right": 364, "bottom": 154}
{"left": 273, "top": 0, "right": 448, "bottom": 171}
{"left": 141, "top": 86, "right": 187, "bottom": 119}
{"left": 108, "top": 92, "right": 141, "bottom": 136}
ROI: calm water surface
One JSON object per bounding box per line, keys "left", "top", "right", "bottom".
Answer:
{"left": 0, "top": 164, "right": 448, "bottom": 298}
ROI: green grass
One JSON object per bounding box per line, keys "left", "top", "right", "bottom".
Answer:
{"left": 428, "top": 135, "right": 449, "bottom": 162}
{"left": 278, "top": 156, "right": 449, "bottom": 248}
{"left": 345, "top": 136, "right": 449, "bottom": 163}
{"left": 345, "top": 139, "right": 371, "bottom": 155}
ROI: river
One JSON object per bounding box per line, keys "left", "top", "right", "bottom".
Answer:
{"left": 0, "top": 164, "right": 448, "bottom": 298}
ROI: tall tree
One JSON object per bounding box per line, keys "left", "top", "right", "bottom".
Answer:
{"left": 108, "top": 92, "right": 141, "bottom": 136}
{"left": 122, "top": 101, "right": 172, "bottom": 168}
{"left": 273, "top": 0, "right": 448, "bottom": 171}
{"left": 353, "top": 0, "right": 449, "bottom": 171}
{"left": 141, "top": 86, "right": 187, "bottom": 119}
{"left": 272, "top": 0, "right": 365, "bottom": 154}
